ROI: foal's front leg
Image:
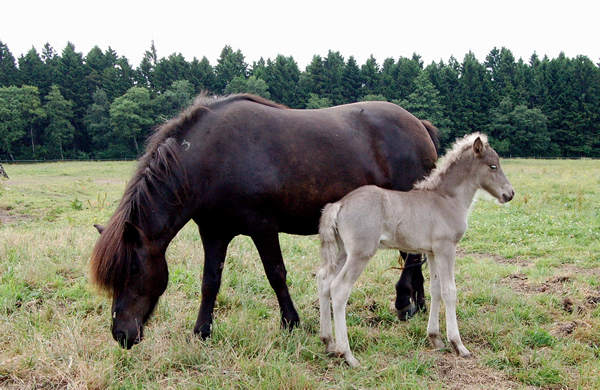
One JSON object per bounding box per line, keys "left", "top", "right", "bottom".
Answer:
{"left": 435, "top": 244, "right": 471, "bottom": 357}
{"left": 426, "top": 254, "right": 445, "bottom": 349}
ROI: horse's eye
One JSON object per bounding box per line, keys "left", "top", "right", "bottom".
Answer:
{"left": 489, "top": 165, "right": 497, "bottom": 170}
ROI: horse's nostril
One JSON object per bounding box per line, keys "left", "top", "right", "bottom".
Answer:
{"left": 113, "top": 330, "right": 130, "bottom": 348}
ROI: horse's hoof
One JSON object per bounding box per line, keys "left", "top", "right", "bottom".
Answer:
{"left": 193, "top": 325, "right": 211, "bottom": 340}
{"left": 281, "top": 316, "right": 300, "bottom": 331}
{"left": 396, "top": 302, "right": 418, "bottom": 321}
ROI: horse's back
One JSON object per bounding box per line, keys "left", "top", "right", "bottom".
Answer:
{"left": 185, "top": 99, "right": 437, "bottom": 235}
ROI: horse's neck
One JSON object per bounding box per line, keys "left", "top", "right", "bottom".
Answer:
{"left": 436, "top": 159, "right": 479, "bottom": 210}
{"left": 136, "top": 199, "right": 194, "bottom": 251}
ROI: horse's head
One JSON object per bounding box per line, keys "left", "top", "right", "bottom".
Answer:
{"left": 93, "top": 222, "right": 168, "bottom": 349}
{"left": 472, "top": 137, "right": 514, "bottom": 203}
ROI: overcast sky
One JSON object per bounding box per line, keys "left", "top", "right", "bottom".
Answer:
{"left": 3, "top": 0, "right": 598, "bottom": 69}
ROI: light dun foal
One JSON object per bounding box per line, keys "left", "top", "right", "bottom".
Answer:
{"left": 317, "top": 133, "right": 514, "bottom": 367}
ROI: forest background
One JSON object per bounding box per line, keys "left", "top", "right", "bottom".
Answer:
{"left": 0, "top": 41, "right": 598, "bottom": 160}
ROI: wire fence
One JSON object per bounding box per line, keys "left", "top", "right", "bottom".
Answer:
{"left": 0, "top": 158, "right": 136, "bottom": 164}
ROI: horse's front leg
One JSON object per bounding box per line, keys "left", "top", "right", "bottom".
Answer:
{"left": 251, "top": 231, "right": 300, "bottom": 330}
{"left": 194, "top": 231, "right": 233, "bottom": 339}
{"left": 434, "top": 244, "right": 471, "bottom": 357}
{"left": 426, "top": 254, "right": 445, "bottom": 350}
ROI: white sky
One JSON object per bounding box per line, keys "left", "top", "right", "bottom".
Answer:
{"left": 2, "top": 0, "right": 598, "bottom": 69}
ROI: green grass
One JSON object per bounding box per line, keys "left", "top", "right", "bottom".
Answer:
{"left": 1, "top": 159, "right": 599, "bottom": 388}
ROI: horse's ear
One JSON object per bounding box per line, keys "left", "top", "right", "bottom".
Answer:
{"left": 473, "top": 137, "right": 484, "bottom": 156}
{"left": 123, "top": 221, "right": 146, "bottom": 247}
{"left": 93, "top": 224, "right": 105, "bottom": 234}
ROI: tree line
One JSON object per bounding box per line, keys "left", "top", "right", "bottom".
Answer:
{"left": 1, "top": 41, "right": 599, "bottom": 160}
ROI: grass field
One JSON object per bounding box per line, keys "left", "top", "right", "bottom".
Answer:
{"left": 0, "top": 159, "right": 599, "bottom": 389}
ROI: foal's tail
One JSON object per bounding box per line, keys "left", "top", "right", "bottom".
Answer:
{"left": 319, "top": 202, "right": 342, "bottom": 276}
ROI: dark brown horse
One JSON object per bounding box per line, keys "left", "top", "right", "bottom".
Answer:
{"left": 91, "top": 94, "right": 438, "bottom": 348}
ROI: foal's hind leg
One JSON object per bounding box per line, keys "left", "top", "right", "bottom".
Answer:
{"left": 251, "top": 231, "right": 300, "bottom": 330}
{"left": 330, "top": 252, "right": 372, "bottom": 367}
{"left": 194, "top": 232, "right": 233, "bottom": 339}
{"left": 317, "top": 250, "right": 346, "bottom": 353}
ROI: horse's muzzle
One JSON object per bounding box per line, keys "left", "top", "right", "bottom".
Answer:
{"left": 113, "top": 327, "right": 143, "bottom": 349}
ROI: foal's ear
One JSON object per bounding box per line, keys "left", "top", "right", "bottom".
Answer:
{"left": 123, "top": 221, "right": 147, "bottom": 247}
{"left": 93, "top": 224, "right": 105, "bottom": 234}
{"left": 473, "top": 137, "right": 484, "bottom": 156}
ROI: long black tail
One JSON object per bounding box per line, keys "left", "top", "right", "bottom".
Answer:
{"left": 420, "top": 120, "right": 440, "bottom": 156}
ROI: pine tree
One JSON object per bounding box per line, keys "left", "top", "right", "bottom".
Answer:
{"left": 153, "top": 53, "right": 191, "bottom": 93}
{"left": 215, "top": 46, "right": 247, "bottom": 93}
{"left": 263, "top": 55, "right": 301, "bottom": 107}
{"left": 342, "top": 56, "right": 362, "bottom": 103}
{"left": 55, "top": 42, "right": 91, "bottom": 153}
{"left": 360, "top": 56, "right": 380, "bottom": 97}
{"left": 398, "top": 71, "right": 452, "bottom": 145}
{"left": 322, "top": 50, "right": 345, "bottom": 106}
{"left": 189, "top": 56, "right": 216, "bottom": 94}
{"left": 304, "top": 55, "right": 326, "bottom": 97}
{"left": 0, "top": 41, "right": 20, "bottom": 87}
{"left": 19, "top": 48, "right": 51, "bottom": 95}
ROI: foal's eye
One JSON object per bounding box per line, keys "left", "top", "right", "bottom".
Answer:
{"left": 489, "top": 165, "right": 497, "bottom": 170}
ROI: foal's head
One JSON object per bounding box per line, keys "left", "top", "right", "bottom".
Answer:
{"left": 471, "top": 136, "right": 514, "bottom": 203}
{"left": 92, "top": 222, "right": 168, "bottom": 349}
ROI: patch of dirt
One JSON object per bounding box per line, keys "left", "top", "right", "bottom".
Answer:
{"left": 501, "top": 273, "right": 574, "bottom": 295}
{"left": 425, "top": 350, "right": 528, "bottom": 390}
{"left": 551, "top": 320, "right": 592, "bottom": 337}
{"left": 0, "top": 207, "right": 32, "bottom": 225}
{"left": 456, "top": 248, "right": 531, "bottom": 266}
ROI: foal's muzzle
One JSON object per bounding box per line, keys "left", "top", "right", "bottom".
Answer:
{"left": 501, "top": 189, "right": 515, "bottom": 203}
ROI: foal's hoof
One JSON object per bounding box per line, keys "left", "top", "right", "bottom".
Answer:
{"left": 345, "top": 354, "right": 360, "bottom": 368}
{"left": 397, "top": 302, "right": 418, "bottom": 321}
{"left": 428, "top": 333, "right": 446, "bottom": 350}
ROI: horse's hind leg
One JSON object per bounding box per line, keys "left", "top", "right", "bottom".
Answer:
{"left": 251, "top": 231, "right": 300, "bottom": 330}
{"left": 411, "top": 255, "right": 427, "bottom": 313}
{"left": 194, "top": 231, "right": 233, "bottom": 339}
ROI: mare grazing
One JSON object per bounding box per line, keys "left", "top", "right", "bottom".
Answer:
{"left": 0, "top": 163, "right": 8, "bottom": 179}
{"left": 317, "top": 133, "right": 514, "bottom": 367}
{"left": 90, "top": 94, "right": 438, "bottom": 349}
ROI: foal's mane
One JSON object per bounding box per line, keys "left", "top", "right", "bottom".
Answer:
{"left": 90, "top": 94, "right": 286, "bottom": 293}
{"left": 414, "top": 132, "right": 488, "bottom": 191}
